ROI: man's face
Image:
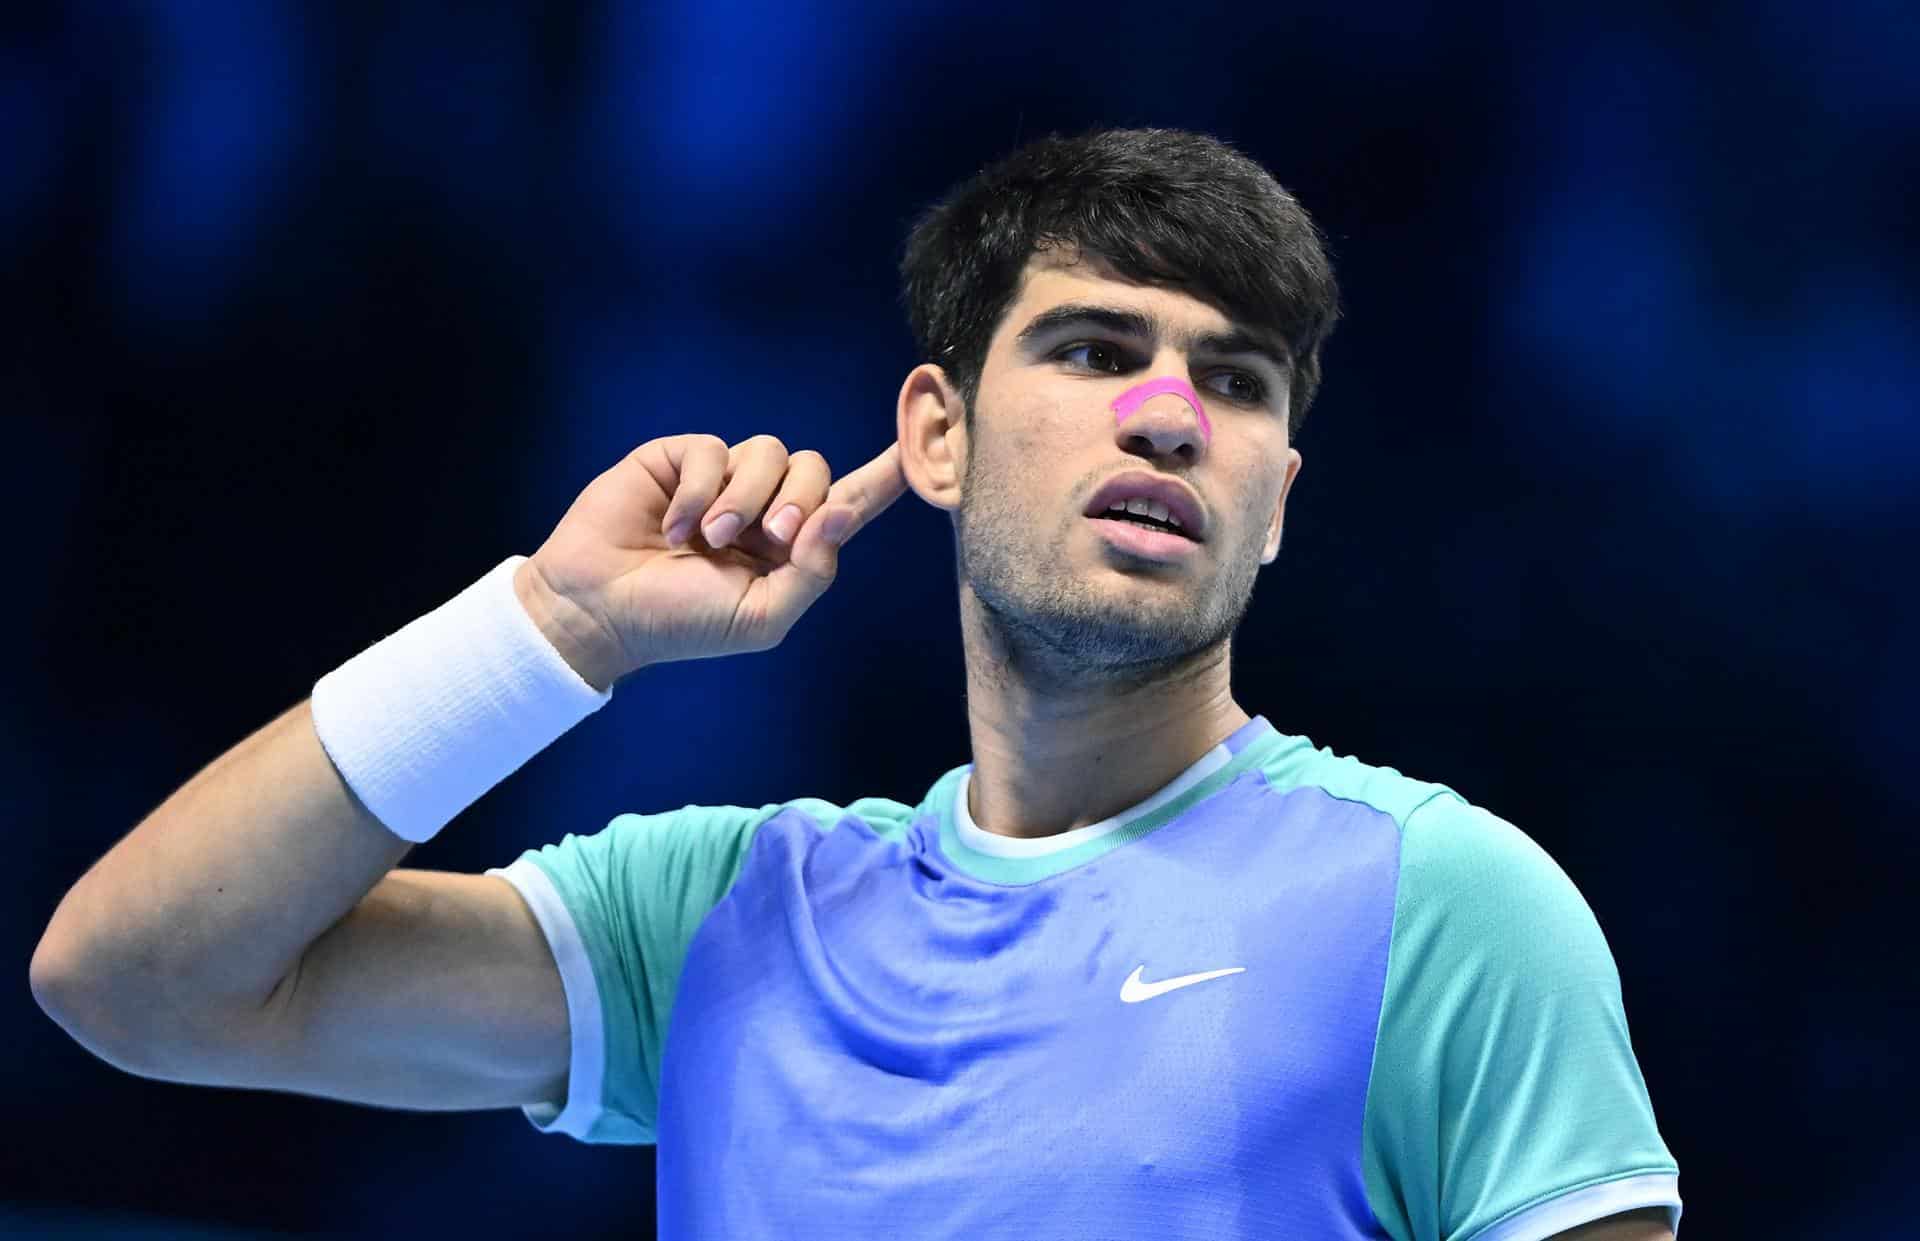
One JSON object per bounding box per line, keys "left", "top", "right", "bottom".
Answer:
{"left": 950, "top": 250, "right": 1305, "bottom": 685}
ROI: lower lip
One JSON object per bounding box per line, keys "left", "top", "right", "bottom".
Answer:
{"left": 1089, "top": 516, "right": 1201, "bottom": 560}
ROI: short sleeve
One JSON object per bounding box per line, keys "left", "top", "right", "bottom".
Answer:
{"left": 1360, "top": 793, "right": 1682, "bottom": 1241}
{"left": 486, "top": 801, "right": 796, "bottom": 1144}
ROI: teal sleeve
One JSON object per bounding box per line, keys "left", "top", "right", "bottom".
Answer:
{"left": 1361, "top": 793, "right": 1681, "bottom": 1241}
{"left": 487, "top": 801, "right": 814, "bottom": 1144}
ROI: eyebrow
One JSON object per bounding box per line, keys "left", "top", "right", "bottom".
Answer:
{"left": 1012, "top": 302, "right": 1293, "bottom": 380}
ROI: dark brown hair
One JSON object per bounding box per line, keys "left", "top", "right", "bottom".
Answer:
{"left": 899, "top": 127, "right": 1341, "bottom": 440}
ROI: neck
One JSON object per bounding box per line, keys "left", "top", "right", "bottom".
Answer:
{"left": 957, "top": 593, "right": 1252, "bottom": 840}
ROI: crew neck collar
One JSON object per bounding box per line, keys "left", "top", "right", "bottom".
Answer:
{"left": 951, "top": 714, "right": 1277, "bottom": 859}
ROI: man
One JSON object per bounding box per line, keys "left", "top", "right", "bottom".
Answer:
{"left": 33, "top": 128, "right": 1681, "bottom": 1240}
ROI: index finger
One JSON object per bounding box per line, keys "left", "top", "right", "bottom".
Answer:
{"left": 822, "top": 441, "right": 909, "bottom": 539}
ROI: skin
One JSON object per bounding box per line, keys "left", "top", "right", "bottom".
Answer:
{"left": 1550, "top": 1205, "right": 1675, "bottom": 1240}
{"left": 898, "top": 245, "right": 1300, "bottom": 840}
{"left": 897, "top": 251, "right": 1678, "bottom": 1241}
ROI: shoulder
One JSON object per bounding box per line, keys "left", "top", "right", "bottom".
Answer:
{"left": 1249, "top": 732, "right": 1594, "bottom": 942}
{"left": 1372, "top": 789, "right": 1634, "bottom": 1084}
{"left": 1250, "top": 731, "right": 1465, "bottom": 838}
{"left": 597, "top": 791, "right": 919, "bottom": 847}
{"left": 1395, "top": 791, "right": 1604, "bottom": 952}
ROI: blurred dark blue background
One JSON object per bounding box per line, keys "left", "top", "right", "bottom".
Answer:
{"left": 7, "top": 2, "right": 1916, "bottom": 1237}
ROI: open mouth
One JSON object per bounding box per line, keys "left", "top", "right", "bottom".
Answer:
{"left": 1088, "top": 513, "right": 1202, "bottom": 560}
{"left": 1091, "top": 510, "right": 1196, "bottom": 541}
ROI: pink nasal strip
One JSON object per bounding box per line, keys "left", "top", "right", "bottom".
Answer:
{"left": 1111, "top": 377, "right": 1213, "bottom": 443}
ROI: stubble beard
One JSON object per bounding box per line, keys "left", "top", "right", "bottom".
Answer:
{"left": 954, "top": 440, "right": 1263, "bottom": 696}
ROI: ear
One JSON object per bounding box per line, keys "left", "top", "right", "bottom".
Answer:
{"left": 1260, "top": 448, "right": 1304, "bottom": 565}
{"left": 897, "top": 362, "right": 966, "bottom": 514}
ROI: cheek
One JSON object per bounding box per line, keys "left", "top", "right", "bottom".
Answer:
{"left": 1003, "top": 393, "right": 1074, "bottom": 447}
{"left": 972, "top": 393, "right": 1076, "bottom": 479}
{"left": 1221, "top": 463, "right": 1282, "bottom": 539}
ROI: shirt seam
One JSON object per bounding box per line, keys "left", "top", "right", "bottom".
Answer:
{"left": 1350, "top": 786, "right": 1478, "bottom": 1240}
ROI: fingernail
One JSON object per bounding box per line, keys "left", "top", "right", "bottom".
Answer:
{"left": 766, "top": 504, "right": 801, "bottom": 544}
{"left": 703, "top": 512, "right": 743, "bottom": 548}
{"left": 666, "top": 518, "right": 693, "bottom": 546}
{"left": 821, "top": 508, "right": 853, "bottom": 546}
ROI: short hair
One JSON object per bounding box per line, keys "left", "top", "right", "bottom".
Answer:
{"left": 898, "top": 127, "right": 1342, "bottom": 441}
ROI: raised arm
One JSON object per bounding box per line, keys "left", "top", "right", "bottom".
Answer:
{"left": 30, "top": 433, "right": 905, "bottom": 1109}
{"left": 31, "top": 694, "right": 572, "bottom": 1109}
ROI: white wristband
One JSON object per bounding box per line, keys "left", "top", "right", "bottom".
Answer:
{"left": 310, "top": 555, "right": 615, "bottom": 843}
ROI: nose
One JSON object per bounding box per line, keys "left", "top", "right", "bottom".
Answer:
{"left": 1111, "top": 377, "right": 1211, "bottom": 464}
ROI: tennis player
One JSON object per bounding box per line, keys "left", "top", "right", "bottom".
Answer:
{"left": 34, "top": 128, "right": 1681, "bottom": 1240}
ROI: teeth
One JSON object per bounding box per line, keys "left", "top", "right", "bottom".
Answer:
{"left": 1105, "top": 497, "right": 1181, "bottom": 529}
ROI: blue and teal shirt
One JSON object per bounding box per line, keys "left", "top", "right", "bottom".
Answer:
{"left": 487, "top": 715, "right": 1681, "bottom": 1240}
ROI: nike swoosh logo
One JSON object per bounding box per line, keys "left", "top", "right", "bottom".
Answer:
{"left": 1119, "top": 964, "right": 1246, "bottom": 1003}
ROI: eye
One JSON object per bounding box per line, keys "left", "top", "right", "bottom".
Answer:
{"left": 1056, "top": 341, "right": 1132, "bottom": 374}
{"left": 1203, "top": 371, "right": 1267, "bottom": 405}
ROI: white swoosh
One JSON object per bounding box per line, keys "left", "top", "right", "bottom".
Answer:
{"left": 1119, "top": 964, "right": 1246, "bottom": 1003}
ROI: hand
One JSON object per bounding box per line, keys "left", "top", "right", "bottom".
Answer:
{"left": 515, "top": 434, "right": 908, "bottom": 690}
